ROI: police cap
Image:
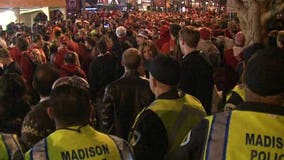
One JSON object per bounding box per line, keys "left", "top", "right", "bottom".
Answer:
{"left": 245, "top": 47, "right": 284, "bottom": 96}
{"left": 149, "top": 55, "right": 180, "bottom": 86}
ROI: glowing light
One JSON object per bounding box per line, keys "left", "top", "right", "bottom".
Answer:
{"left": 0, "top": 11, "right": 17, "bottom": 30}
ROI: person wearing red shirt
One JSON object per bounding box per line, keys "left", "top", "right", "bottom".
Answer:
{"left": 60, "top": 51, "right": 86, "bottom": 79}
{"left": 53, "top": 36, "right": 72, "bottom": 68}
{"left": 161, "top": 23, "right": 181, "bottom": 55}
{"left": 30, "top": 34, "right": 47, "bottom": 63}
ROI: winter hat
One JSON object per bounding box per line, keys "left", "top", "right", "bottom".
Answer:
{"left": 137, "top": 29, "right": 149, "bottom": 39}
{"left": 245, "top": 47, "right": 284, "bottom": 96}
{"left": 149, "top": 55, "right": 180, "bottom": 86}
{"left": 234, "top": 31, "right": 245, "bottom": 47}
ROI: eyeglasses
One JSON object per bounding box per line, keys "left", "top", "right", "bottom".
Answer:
{"left": 52, "top": 76, "right": 89, "bottom": 90}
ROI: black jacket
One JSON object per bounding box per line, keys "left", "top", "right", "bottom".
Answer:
{"left": 180, "top": 50, "right": 214, "bottom": 114}
{"left": 99, "top": 71, "right": 155, "bottom": 140}
{"left": 128, "top": 89, "right": 180, "bottom": 160}
{"left": 88, "top": 53, "right": 119, "bottom": 101}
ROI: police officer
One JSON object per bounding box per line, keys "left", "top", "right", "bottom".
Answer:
{"left": 128, "top": 55, "right": 206, "bottom": 160}
{"left": 25, "top": 76, "right": 134, "bottom": 160}
{"left": 0, "top": 133, "right": 24, "bottom": 160}
{"left": 174, "top": 47, "right": 284, "bottom": 159}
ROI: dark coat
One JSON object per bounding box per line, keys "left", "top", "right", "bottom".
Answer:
{"left": 179, "top": 50, "right": 214, "bottom": 114}
{"left": 99, "top": 71, "right": 155, "bottom": 140}
{"left": 88, "top": 53, "right": 119, "bottom": 101}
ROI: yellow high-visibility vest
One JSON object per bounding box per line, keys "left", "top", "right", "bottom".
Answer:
{"left": 25, "top": 125, "right": 122, "bottom": 160}
{"left": 0, "top": 133, "right": 23, "bottom": 160}
{"left": 203, "top": 110, "right": 284, "bottom": 160}
{"left": 148, "top": 94, "right": 206, "bottom": 158}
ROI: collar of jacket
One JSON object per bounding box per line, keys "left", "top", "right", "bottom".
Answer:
{"left": 183, "top": 50, "right": 200, "bottom": 59}
{"left": 157, "top": 88, "right": 180, "bottom": 100}
{"left": 122, "top": 71, "right": 140, "bottom": 78}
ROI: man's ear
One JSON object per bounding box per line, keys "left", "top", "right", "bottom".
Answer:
{"left": 181, "top": 38, "right": 185, "bottom": 45}
{"left": 47, "top": 107, "right": 54, "bottom": 120}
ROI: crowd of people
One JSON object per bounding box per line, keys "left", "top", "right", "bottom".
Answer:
{"left": 0, "top": 8, "right": 283, "bottom": 160}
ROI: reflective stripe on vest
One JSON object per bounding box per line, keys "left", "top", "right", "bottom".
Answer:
{"left": 30, "top": 138, "right": 48, "bottom": 160}
{"left": 204, "top": 112, "right": 232, "bottom": 160}
{"left": 203, "top": 111, "right": 284, "bottom": 160}
{"left": 0, "top": 133, "right": 23, "bottom": 160}
{"left": 28, "top": 125, "right": 122, "bottom": 160}
{"left": 149, "top": 94, "right": 206, "bottom": 158}
{"left": 109, "top": 135, "right": 134, "bottom": 160}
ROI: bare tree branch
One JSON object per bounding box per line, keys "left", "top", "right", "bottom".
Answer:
{"left": 261, "top": 0, "right": 284, "bottom": 24}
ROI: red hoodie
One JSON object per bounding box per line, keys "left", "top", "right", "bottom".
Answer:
{"left": 155, "top": 25, "right": 170, "bottom": 50}
{"left": 60, "top": 64, "right": 87, "bottom": 79}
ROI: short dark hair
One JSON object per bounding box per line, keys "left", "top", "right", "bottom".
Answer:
{"left": 122, "top": 48, "right": 141, "bottom": 70}
{"left": 33, "top": 64, "right": 60, "bottom": 96}
{"left": 0, "top": 73, "right": 26, "bottom": 99}
{"left": 179, "top": 26, "right": 200, "bottom": 48}
{"left": 50, "top": 79, "right": 90, "bottom": 125}
{"left": 55, "top": 30, "right": 62, "bottom": 38}
{"left": 169, "top": 23, "right": 181, "bottom": 38}
{"left": 86, "top": 36, "right": 96, "bottom": 47}
{"left": 96, "top": 37, "right": 108, "bottom": 54}
{"left": 16, "top": 37, "right": 29, "bottom": 51}
{"left": 31, "top": 34, "right": 42, "bottom": 43}
{"left": 64, "top": 52, "right": 76, "bottom": 64}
